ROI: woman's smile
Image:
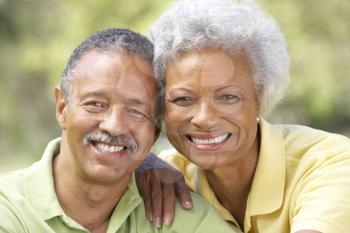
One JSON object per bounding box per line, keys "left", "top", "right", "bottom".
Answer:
{"left": 186, "top": 133, "right": 232, "bottom": 151}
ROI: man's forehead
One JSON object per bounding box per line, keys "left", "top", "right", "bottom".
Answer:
{"left": 70, "top": 51, "right": 158, "bottom": 104}
{"left": 73, "top": 49, "right": 154, "bottom": 78}
{"left": 74, "top": 74, "right": 156, "bottom": 99}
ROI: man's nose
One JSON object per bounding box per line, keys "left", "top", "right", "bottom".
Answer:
{"left": 99, "top": 108, "right": 129, "bottom": 136}
{"left": 190, "top": 101, "right": 220, "bottom": 131}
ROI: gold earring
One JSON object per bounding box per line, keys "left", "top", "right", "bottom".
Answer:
{"left": 256, "top": 117, "right": 260, "bottom": 123}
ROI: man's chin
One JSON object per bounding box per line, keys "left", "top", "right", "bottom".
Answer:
{"left": 83, "top": 167, "right": 132, "bottom": 186}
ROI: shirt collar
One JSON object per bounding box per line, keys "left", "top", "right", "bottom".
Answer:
{"left": 25, "top": 138, "right": 64, "bottom": 220}
{"left": 24, "top": 138, "right": 143, "bottom": 226}
{"left": 108, "top": 174, "right": 142, "bottom": 232}
{"left": 246, "top": 119, "right": 286, "bottom": 217}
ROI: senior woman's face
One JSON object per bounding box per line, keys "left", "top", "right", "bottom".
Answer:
{"left": 164, "top": 47, "right": 259, "bottom": 169}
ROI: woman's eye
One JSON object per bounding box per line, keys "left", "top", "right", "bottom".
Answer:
{"left": 218, "top": 94, "right": 240, "bottom": 104}
{"left": 171, "top": 96, "right": 195, "bottom": 106}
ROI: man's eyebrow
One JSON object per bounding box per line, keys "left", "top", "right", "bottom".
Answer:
{"left": 80, "top": 91, "right": 108, "bottom": 99}
{"left": 124, "top": 95, "right": 148, "bottom": 107}
{"left": 79, "top": 90, "right": 151, "bottom": 107}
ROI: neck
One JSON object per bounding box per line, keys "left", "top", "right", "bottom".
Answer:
{"left": 205, "top": 134, "right": 260, "bottom": 229}
{"left": 53, "top": 143, "right": 131, "bottom": 232}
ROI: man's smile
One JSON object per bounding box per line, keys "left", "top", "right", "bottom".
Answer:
{"left": 84, "top": 132, "right": 138, "bottom": 154}
{"left": 94, "top": 142, "right": 126, "bottom": 153}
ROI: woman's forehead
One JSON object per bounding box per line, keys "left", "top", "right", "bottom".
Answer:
{"left": 165, "top": 47, "right": 253, "bottom": 88}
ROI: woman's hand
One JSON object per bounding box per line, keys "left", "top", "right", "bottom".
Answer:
{"left": 136, "top": 153, "right": 193, "bottom": 228}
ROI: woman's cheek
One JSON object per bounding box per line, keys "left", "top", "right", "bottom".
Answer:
{"left": 165, "top": 105, "right": 187, "bottom": 124}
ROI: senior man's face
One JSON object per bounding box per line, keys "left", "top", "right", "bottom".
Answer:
{"left": 56, "top": 50, "right": 159, "bottom": 184}
{"left": 164, "top": 47, "right": 259, "bottom": 169}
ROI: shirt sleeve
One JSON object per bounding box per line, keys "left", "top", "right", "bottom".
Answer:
{"left": 290, "top": 152, "right": 350, "bottom": 233}
{"left": 0, "top": 195, "right": 26, "bottom": 233}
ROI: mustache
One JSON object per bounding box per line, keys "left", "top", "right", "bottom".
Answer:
{"left": 83, "top": 132, "right": 138, "bottom": 153}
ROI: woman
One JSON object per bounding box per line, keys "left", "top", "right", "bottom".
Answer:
{"left": 137, "top": 0, "right": 350, "bottom": 232}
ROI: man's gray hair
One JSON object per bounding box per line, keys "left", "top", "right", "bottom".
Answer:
{"left": 61, "top": 28, "right": 157, "bottom": 101}
{"left": 150, "top": 0, "right": 290, "bottom": 116}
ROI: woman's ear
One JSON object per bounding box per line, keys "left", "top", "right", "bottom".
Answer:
{"left": 55, "top": 85, "right": 67, "bottom": 130}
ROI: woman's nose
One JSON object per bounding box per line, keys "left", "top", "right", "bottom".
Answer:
{"left": 190, "top": 101, "right": 220, "bottom": 131}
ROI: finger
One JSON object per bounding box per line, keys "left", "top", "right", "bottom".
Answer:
{"left": 143, "top": 188, "right": 154, "bottom": 222}
{"left": 162, "top": 183, "right": 175, "bottom": 225}
{"left": 151, "top": 177, "right": 163, "bottom": 228}
{"left": 136, "top": 171, "right": 154, "bottom": 222}
{"left": 175, "top": 178, "right": 193, "bottom": 210}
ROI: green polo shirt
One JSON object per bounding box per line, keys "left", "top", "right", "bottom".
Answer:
{"left": 0, "top": 138, "right": 238, "bottom": 233}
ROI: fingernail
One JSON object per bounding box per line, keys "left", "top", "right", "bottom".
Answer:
{"left": 184, "top": 201, "right": 192, "bottom": 209}
{"left": 155, "top": 217, "right": 161, "bottom": 228}
{"left": 149, "top": 213, "right": 153, "bottom": 222}
{"left": 163, "top": 215, "right": 172, "bottom": 225}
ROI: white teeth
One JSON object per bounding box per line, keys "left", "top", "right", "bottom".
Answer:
{"left": 101, "top": 134, "right": 108, "bottom": 142}
{"left": 191, "top": 134, "right": 229, "bottom": 145}
{"left": 95, "top": 143, "right": 124, "bottom": 153}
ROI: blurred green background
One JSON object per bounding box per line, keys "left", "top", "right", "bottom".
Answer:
{"left": 0, "top": 0, "right": 349, "bottom": 172}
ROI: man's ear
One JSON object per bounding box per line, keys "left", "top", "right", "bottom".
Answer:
{"left": 55, "top": 85, "right": 67, "bottom": 130}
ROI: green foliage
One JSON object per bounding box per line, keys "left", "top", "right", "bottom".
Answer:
{"left": 0, "top": 0, "right": 349, "bottom": 170}
{"left": 0, "top": 0, "right": 170, "bottom": 167}
{"left": 258, "top": 0, "right": 350, "bottom": 134}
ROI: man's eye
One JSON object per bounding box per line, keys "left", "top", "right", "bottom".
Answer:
{"left": 217, "top": 94, "right": 241, "bottom": 104}
{"left": 126, "top": 108, "right": 146, "bottom": 119}
{"left": 89, "top": 102, "right": 104, "bottom": 107}
{"left": 171, "top": 96, "right": 195, "bottom": 106}
{"left": 83, "top": 101, "right": 106, "bottom": 112}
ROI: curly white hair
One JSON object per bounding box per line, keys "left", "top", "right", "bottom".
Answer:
{"left": 150, "top": 0, "right": 290, "bottom": 116}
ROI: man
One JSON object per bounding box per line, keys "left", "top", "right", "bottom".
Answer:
{"left": 0, "top": 29, "right": 237, "bottom": 233}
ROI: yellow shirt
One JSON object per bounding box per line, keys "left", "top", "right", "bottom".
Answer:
{"left": 159, "top": 119, "right": 350, "bottom": 233}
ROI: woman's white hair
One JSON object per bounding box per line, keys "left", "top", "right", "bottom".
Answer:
{"left": 150, "top": 0, "right": 290, "bottom": 116}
